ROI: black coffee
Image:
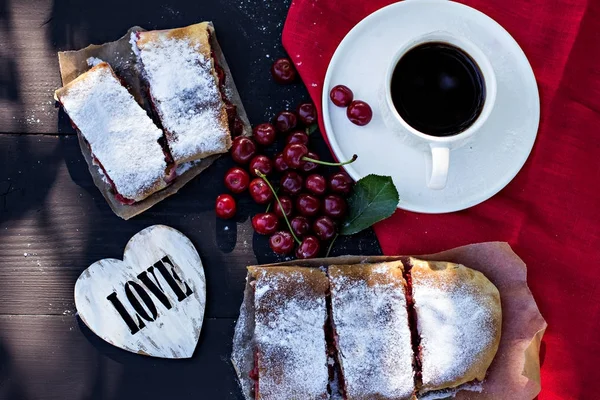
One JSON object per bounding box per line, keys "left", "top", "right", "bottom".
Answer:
{"left": 390, "top": 42, "right": 485, "bottom": 137}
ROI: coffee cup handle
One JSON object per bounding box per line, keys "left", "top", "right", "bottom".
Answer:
{"left": 428, "top": 145, "right": 450, "bottom": 190}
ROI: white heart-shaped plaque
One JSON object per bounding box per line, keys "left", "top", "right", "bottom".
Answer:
{"left": 75, "top": 225, "right": 206, "bottom": 359}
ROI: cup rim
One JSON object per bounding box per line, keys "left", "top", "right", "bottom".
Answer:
{"left": 384, "top": 30, "right": 497, "bottom": 143}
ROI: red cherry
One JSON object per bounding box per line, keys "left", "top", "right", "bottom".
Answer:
{"left": 297, "top": 102, "right": 317, "bottom": 125}
{"left": 280, "top": 171, "right": 304, "bottom": 195}
{"left": 224, "top": 167, "right": 250, "bottom": 194}
{"left": 300, "top": 152, "right": 320, "bottom": 173}
{"left": 215, "top": 194, "right": 236, "bottom": 219}
{"left": 249, "top": 155, "right": 273, "bottom": 177}
{"left": 330, "top": 85, "right": 354, "bottom": 107}
{"left": 270, "top": 58, "right": 297, "bottom": 85}
{"left": 305, "top": 174, "right": 327, "bottom": 196}
{"left": 230, "top": 136, "right": 256, "bottom": 164}
{"left": 249, "top": 178, "right": 273, "bottom": 204}
{"left": 283, "top": 143, "right": 308, "bottom": 169}
{"left": 313, "top": 216, "right": 336, "bottom": 241}
{"left": 253, "top": 123, "right": 277, "bottom": 146}
{"left": 269, "top": 231, "right": 295, "bottom": 255}
{"left": 296, "top": 235, "right": 321, "bottom": 259}
{"left": 274, "top": 196, "right": 293, "bottom": 219}
{"left": 291, "top": 216, "right": 311, "bottom": 238}
{"left": 274, "top": 111, "right": 298, "bottom": 133}
{"left": 329, "top": 172, "right": 353, "bottom": 194}
{"left": 324, "top": 195, "right": 347, "bottom": 218}
{"left": 347, "top": 100, "right": 373, "bottom": 126}
{"left": 286, "top": 130, "right": 309, "bottom": 145}
{"left": 296, "top": 194, "right": 321, "bottom": 217}
{"left": 273, "top": 152, "right": 289, "bottom": 173}
{"left": 252, "top": 213, "right": 279, "bottom": 235}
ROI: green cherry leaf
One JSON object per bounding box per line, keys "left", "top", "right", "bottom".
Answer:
{"left": 340, "top": 174, "right": 399, "bottom": 236}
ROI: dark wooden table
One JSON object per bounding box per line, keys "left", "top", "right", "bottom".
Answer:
{"left": 0, "top": 1, "right": 381, "bottom": 398}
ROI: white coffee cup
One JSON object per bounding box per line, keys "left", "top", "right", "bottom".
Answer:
{"left": 381, "top": 31, "right": 497, "bottom": 190}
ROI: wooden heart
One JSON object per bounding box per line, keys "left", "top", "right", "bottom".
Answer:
{"left": 75, "top": 225, "right": 206, "bottom": 359}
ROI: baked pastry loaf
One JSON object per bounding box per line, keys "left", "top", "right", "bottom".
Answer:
{"left": 408, "top": 258, "right": 502, "bottom": 398}
{"left": 248, "top": 266, "right": 329, "bottom": 400}
{"left": 328, "top": 261, "right": 416, "bottom": 400}
{"left": 54, "top": 62, "right": 169, "bottom": 203}
{"left": 134, "top": 22, "right": 231, "bottom": 164}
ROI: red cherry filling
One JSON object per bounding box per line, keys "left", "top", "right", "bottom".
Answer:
{"left": 253, "top": 123, "right": 277, "bottom": 146}
{"left": 224, "top": 167, "right": 250, "bottom": 193}
{"left": 274, "top": 111, "right": 298, "bottom": 133}
{"left": 297, "top": 102, "right": 317, "bottom": 125}
{"left": 230, "top": 136, "right": 256, "bottom": 164}
{"left": 115, "top": 193, "right": 136, "bottom": 205}
{"left": 296, "top": 235, "right": 321, "bottom": 259}
{"left": 347, "top": 100, "right": 373, "bottom": 126}
{"left": 215, "top": 194, "right": 236, "bottom": 219}
{"left": 270, "top": 58, "right": 297, "bottom": 84}
{"left": 330, "top": 85, "right": 354, "bottom": 107}
{"left": 252, "top": 213, "right": 280, "bottom": 235}
{"left": 249, "top": 155, "right": 273, "bottom": 177}
{"left": 269, "top": 231, "right": 295, "bottom": 254}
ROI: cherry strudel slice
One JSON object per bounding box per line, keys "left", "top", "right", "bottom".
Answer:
{"left": 408, "top": 258, "right": 502, "bottom": 399}
{"left": 248, "top": 266, "right": 330, "bottom": 400}
{"left": 328, "top": 261, "right": 416, "bottom": 400}
{"left": 133, "top": 22, "right": 231, "bottom": 165}
{"left": 54, "top": 62, "right": 170, "bottom": 204}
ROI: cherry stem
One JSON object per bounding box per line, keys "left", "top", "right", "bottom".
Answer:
{"left": 325, "top": 233, "right": 339, "bottom": 257}
{"left": 255, "top": 170, "right": 302, "bottom": 245}
{"left": 265, "top": 187, "right": 278, "bottom": 213}
{"left": 302, "top": 154, "right": 357, "bottom": 167}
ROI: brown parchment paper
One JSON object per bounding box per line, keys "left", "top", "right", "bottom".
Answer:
{"left": 57, "top": 23, "right": 252, "bottom": 220}
{"left": 231, "top": 242, "right": 547, "bottom": 400}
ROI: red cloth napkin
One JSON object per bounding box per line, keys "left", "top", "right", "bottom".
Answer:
{"left": 283, "top": 1, "right": 600, "bottom": 399}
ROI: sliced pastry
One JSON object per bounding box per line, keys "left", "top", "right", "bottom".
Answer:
{"left": 54, "top": 62, "right": 172, "bottom": 204}
{"left": 408, "top": 258, "right": 502, "bottom": 399}
{"left": 248, "top": 266, "right": 330, "bottom": 400}
{"left": 134, "top": 22, "right": 231, "bottom": 164}
{"left": 328, "top": 261, "right": 415, "bottom": 400}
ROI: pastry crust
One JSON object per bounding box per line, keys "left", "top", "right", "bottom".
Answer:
{"left": 135, "top": 22, "right": 231, "bottom": 164}
{"left": 55, "top": 62, "right": 168, "bottom": 202}
{"left": 408, "top": 258, "right": 502, "bottom": 395}
{"left": 328, "top": 262, "right": 416, "bottom": 400}
{"left": 248, "top": 266, "right": 329, "bottom": 400}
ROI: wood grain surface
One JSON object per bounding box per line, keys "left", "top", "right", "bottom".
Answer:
{"left": 0, "top": 0, "right": 382, "bottom": 398}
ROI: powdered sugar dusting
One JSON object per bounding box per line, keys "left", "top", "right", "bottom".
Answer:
{"left": 86, "top": 57, "right": 103, "bottom": 67}
{"left": 253, "top": 268, "right": 329, "bottom": 400}
{"left": 136, "top": 31, "right": 229, "bottom": 163}
{"left": 329, "top": 263, "right": 414, "bottom": 400}
{"left": 412, "top": 263, "right": 498, "bottom": 392}
{"left": 56, "top": 64, "right": 166, "bottom": 201}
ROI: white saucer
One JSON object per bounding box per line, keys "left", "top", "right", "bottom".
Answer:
{"left": 322, "top": 0, "right": 540, "bottom": 213}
